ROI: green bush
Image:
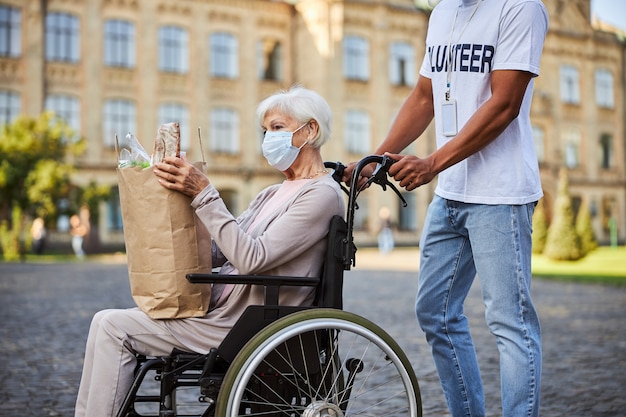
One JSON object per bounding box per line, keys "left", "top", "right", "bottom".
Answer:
{"left": 0, "top": 206, "right": 24, "bottom": 261}
{"left": 543, "top": 169, "right": 582, "bottom": 261}
{"left": 576, "top": 202, "right": 597, "bottom": 256}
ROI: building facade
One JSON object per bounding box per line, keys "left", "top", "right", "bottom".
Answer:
{"left": 1, "top": 0, "right": 624, "bottom": 248}
{"left": 535, "top": 0, "right": 625, "bottom": 246}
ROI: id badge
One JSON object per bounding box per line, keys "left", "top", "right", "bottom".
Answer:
{"left": 441, "top": 99, "right": 457, "bottom": 137}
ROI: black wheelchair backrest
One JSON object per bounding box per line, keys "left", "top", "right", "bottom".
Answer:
{"left": 313, "top": 214, "right": 351, "bottom": 310}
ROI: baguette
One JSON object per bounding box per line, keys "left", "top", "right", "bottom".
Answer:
{"left": 152, "top": 122, "right": 181, "bottom": 164}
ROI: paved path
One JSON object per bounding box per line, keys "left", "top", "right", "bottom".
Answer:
{"left": 0, "top": 258, "right": 625, "bottom": 416}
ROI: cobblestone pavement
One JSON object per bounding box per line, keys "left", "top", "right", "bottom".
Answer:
{"left": 0, "top": 259, "right": 625, "bottom": 416}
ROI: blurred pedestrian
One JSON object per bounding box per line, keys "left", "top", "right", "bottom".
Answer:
{"left": 377, "top": 206, "right": 394, "bottom": 255}
{"left": 30, "top": 217, "right": 46, "bottom": 255}
{"left": 70, "top": 214, "right": 87, "bottom": 258}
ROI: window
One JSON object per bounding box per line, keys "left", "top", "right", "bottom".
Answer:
{"left": 210, "top": 108, "right": 239, "bottom": 154}
{"left": 532, "top": 125, "right": 545, "bottom": 163}
{"left": 601, "top": 196, "right": 616, "bottom": 232}
{"left": 103, "top": 99, "right": 137, "bottom": 148}
{"left": 159, "top": 26, "right": 188, "bottom": 73}
{"left": 107, "top": 186, "right": 123, "bottom": 231}
{"left": 257, "top": 39, "right": 281, "bottom": 81}
{"left": 0, "top": 5, "right": 20, "bottom": 57}
{"left": 45, "top": 94, "right": 81, "bottom": 136}
{"left": 104, "top": 19, "right": 135, "bottom": 68}
{"left": 399, "top": 193, "right": 417, "bottom": 231}
{"left": 599, "top": 134, "right": 613, "bottom": 170}
{"left": 210, "top": 32, "right": 238, "bottom": 78}
{"left": 563, "top": 129, "right": 580, "bottom": 168}
{"left": 595, "top": 69, "right": 614, "bottom": 109}
{"left": 560, "top": 65, "right": 579, "bottom": 104}
{"left": 0, "top": 90, "right": 20, "bottom": 126}
{"left": 345, "top": 110, "right": 371, "bottom": 154}
{"left": 343, "top": 36, "right": 369, "bottom": 81}
{"left": 159, "top": 103, "right": 190, "bottom": 150}
{"left": 571, "top": 196, "right": 582, "bottom": 219}
{"left": 45, "top": 12, "right": 80, "bottom": 63}
{"left": 390, "top": 41, "right": 415, "bottom": 86}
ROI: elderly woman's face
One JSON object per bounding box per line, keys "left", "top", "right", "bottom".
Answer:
{"left": 260, "top": 109, "right": 314, "bottom": 172}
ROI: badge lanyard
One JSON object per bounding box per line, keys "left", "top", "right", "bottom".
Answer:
{"left": 445, "top": 0, "right": 482, "bottom": 101}
{"left": 442, "top": 0, "right": 482, "bottom": 136}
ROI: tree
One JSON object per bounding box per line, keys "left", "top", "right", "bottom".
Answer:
{"left": 0, "top": 206, "right": 24, "bottom": 261}
{"left": 543, "top": 168, "right": 582, "bottom": 261}
{"left": 0, "top": 113, "right": 84, "bottom": 258}
{"left": 0, "top": 113, "right": 83, "bottom": 218}
{"left": 576, "top": 202, "right": 597, "bottom": 256}
{"left": 532, "top": 198, "right": 548, "bottom": 254}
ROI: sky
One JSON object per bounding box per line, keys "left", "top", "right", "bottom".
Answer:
{"left": 414, "top": 0, "right": 626, "bottom": 31}
{"left": 591, "top": 0, "right": 626, "bottom": 31}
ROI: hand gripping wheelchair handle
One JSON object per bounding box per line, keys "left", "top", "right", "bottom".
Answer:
{"left": 363, "top": 156, "right": 408, "bottom": 208}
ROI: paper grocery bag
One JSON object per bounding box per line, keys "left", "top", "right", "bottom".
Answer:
{"left": 117, "top": 164, "right": 212, "bottom": 319}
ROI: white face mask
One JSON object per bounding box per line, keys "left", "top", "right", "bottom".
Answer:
{"left": 262, "top": 123, "right": 308, "bottom": 171}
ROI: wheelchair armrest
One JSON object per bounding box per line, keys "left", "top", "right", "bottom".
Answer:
{"left": 186, "top": 273, "right": 320, "bottom": 306}
{"left": 186, "top": 273, "right": 319, "bottom": 287}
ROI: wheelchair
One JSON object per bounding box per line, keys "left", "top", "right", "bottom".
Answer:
{"left": 117, "top": 155, "right": 422, "bottom": 417}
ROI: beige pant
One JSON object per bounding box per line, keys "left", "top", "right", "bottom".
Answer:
{"left": 74, "top": 308, "right": 191, "bottom": 417}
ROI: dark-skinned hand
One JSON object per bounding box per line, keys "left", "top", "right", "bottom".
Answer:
{"left": 384, "top": 152, "right": 436, "bottom": 191}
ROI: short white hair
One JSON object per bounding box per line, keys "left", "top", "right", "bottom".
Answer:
{"left": 256, "top": 85, "right": 332, "bottom": 148}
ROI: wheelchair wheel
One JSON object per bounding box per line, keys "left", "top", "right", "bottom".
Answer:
{"left": 215, "top": 309, "right": 421, "bottom": 417}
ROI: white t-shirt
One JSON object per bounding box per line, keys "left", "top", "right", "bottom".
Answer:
{"left": 419, "top": 0, "right": 549, "bottom": 205}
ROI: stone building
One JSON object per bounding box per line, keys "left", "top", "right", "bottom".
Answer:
{"left": 535, "top": 0, "right": 625, "bottom": 246}
{"left": 1, "top": 0, "right": 624, "bottom": 249}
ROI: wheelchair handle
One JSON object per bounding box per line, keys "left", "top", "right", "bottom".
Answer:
{"left": 326, "top": 155, "right": 407, "bottom": 269}
{"left": 353, "top": 155, "right": 408, "bottom": 208}
{"left": 324, "top": 156, "right": 406, "bottom": 207}
{"left": 324, "top": 161, "right": 351, "bottom": 198}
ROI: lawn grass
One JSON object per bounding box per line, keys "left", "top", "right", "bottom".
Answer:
{"left": 532, "top": 246, "right": 626, "bottom": 285}
{"left": 4, "top": 246, "right": 625, "bottom": 285}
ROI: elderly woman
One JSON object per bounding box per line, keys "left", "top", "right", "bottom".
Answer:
{"left": 74, "top": 86, "right": 345, "bottom": 417}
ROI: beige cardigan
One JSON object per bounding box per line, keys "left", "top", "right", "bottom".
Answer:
{"left": 163, "top": 174, "right": 345, "bottom": 354}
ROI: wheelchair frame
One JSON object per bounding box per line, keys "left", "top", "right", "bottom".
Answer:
{"left": 116, "top": 155, "right": 422, "bottom": 417}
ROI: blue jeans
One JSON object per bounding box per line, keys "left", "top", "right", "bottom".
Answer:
{"left": 416, "top": 196, "right": 541, "bottom": 417}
